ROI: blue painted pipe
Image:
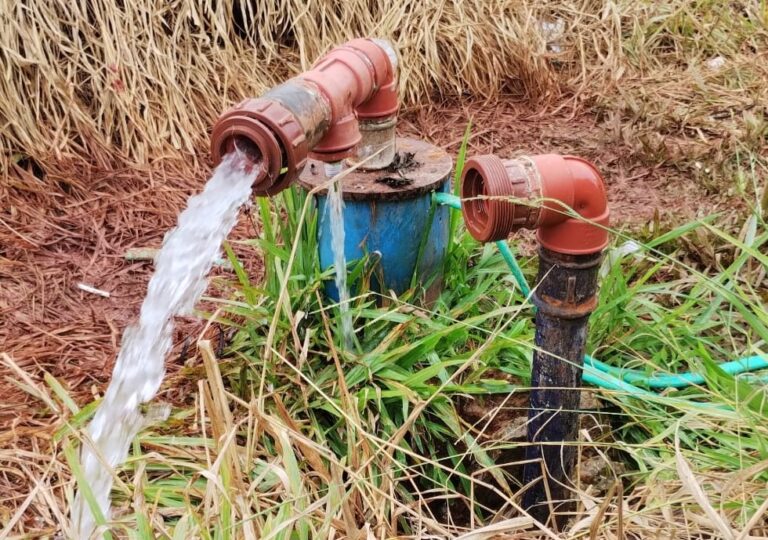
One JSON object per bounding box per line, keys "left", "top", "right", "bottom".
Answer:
{"left": 317, "top": 180, "right": 451, "bottom": 300}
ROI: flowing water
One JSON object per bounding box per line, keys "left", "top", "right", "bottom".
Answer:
{"left": 326, "top": 176, "right": 355, "bottom": 350}
{"left": 72, "top": 154, "right": 257, "bottom": 538}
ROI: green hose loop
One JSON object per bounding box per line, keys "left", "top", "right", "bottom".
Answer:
{"left": 432, "top": 191, "right": 767, "bottom": 393}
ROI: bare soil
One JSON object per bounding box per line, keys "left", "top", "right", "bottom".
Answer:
{"left": 0, "top": 99, "right": 732, "bottom": 441}
{"left": 400, "top": 100, "right": 734, "bottom": 228}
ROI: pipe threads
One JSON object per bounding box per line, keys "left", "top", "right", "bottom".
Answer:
{"left": 460, "top": 155, "right": 540, "bottom": 243}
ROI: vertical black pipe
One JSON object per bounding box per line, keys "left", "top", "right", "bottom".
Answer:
{"left": 522, "top": 247, "right": 602, "bottom": 529}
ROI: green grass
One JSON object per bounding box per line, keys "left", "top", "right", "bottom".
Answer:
{"left": 32, "top": 149, "right": 768, "bottom": 537}
{"left": 7, "top": 141, "right": 768, "bottom": 540}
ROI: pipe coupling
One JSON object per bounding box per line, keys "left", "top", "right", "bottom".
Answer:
{"left": 211, "top": 98, "right": 308, "bottom": 196}
{"left": 460, "top": 154, "right": 610, "bottom": 255}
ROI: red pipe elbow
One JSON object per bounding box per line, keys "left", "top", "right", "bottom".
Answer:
{"left": 300, "top": 38, "right": 398, "bottom": 160}
{"left": 210, "top": 38, "right": 398, "bottom": 195}
{"left": 460, "top": 154, "right": 610, "bottom": 255}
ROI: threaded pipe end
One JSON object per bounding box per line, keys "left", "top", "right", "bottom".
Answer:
{"left": 461, "top": 155, "right": 523, "bottom": 242}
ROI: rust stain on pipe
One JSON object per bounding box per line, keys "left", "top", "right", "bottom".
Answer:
{"left": 210, "top": 38, "right": 398, "bottom": 196}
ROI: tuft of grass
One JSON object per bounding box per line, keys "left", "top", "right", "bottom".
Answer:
{"left": 4, "top": 149, "right": 760, "bottom": 537}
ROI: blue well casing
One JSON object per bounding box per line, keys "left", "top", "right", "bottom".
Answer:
{"left": 316, "top": 180, "right": 450, "bottom": 301}
{"left": 298, "top": 137, "right": 454, "bottom": 303}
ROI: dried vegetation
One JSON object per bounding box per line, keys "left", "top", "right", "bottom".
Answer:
{"left": 1, "top": 1, "right": 765, "bottom": 180}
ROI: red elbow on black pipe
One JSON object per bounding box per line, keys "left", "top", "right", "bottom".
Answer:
{"left": 461, "top": 153, "right": 610, "bottom": 527}
{"left": 460, "top": 154, "right": 610, "bottom": 255}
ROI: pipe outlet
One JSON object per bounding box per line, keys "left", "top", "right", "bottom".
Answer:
{"left": 211, "top": 38, "right": 398, "bottom": 196}
{"left": 460, "top": 154, "right": 610, "bottom": 255}
{"left": 211, "top": 98, "right": 309, "bottom": 196}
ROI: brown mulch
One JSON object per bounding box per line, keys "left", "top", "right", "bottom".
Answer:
{"left": 0, "top": 99, "right": 734, "bottom": 441}
{"left": 0, "top": 160, "right": 264, "bottom": 439}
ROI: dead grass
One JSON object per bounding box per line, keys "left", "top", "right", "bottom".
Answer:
{"left": 0, "top": 0, "right": 554, "bottom": 173}
{"left": 1, "top": 1, "right": 766, "bottom": 182}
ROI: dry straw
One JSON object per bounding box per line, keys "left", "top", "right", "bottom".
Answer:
{"left": 2, "top": 1, "right": 765, "bottom": 181}
{"left": 0, "top": 0, "right": 617, "bottom": 176}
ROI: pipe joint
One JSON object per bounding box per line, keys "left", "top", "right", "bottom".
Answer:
{"left": 460, "top": 153, "right": 610, "bottom": 255}
{"left": 353, "top": 39, "right": 399, "bottom": 120}
{"left": 211, "top": 38, "right": 398, "bottom": 194}
{"left": 301, "top": 38, "right": 398, "bottom": 161}
{"left": 346, "top": 114, "right": 397, "bottom": 170}
{"left": 210, "top": 97, "right": 308, "bottom": 196}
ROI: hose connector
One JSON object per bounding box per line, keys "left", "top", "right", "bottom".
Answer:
{"left": 460, "top": 154, "right": 610, "bottom": 255}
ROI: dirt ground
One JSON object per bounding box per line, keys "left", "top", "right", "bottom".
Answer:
{"left": 0, "top": 99, "right": 731, "bottom": 441}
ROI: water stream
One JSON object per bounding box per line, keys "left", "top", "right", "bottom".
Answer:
{"left": 326, "top": 177, "right": 355, "bottom": 350}
{"left": 72, "top": 154, "right": 257, "bottom": 538}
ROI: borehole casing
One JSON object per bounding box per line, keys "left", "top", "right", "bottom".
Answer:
{"left": 298, "top": 138, "right": 452, "bottom": 303}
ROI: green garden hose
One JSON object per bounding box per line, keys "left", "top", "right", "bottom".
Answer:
{"left": 433, "top": 191, "right": 767, "bottom": 392}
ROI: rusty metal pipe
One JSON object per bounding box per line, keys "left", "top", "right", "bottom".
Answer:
{"left": 460, "top": 153, "right": 610, "bottom": 528}
{"left": 346, "top": 114, "right": 398, "bottom": 170}
{"left": 211, "top": 38, "right": 398, "bottom": 196}
{"left": 523, "top": 248, "right": 602, "bottom": 528}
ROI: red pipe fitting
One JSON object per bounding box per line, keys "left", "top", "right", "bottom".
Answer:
{"left": 210, "top": 38, "right": 398, "bottom": 196}
{"left": 211, "top": 98, "right": 308, "bottom": 195}
{"left": 460, "top": 154, "right": 610, "bottom": 255}
{"left": 301, "top": 38, "right": 398, "bottom": 161}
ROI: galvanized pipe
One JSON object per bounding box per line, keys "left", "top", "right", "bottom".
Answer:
{"left": 346, "top": 115, "right": 398, "bottom": 170}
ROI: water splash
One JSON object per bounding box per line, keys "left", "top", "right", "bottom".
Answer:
{"left": 326, "top": 178, "right": 354, "bottom": 350}
{"left": 72, "top": 154, "right": 256, "bottom": 538}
